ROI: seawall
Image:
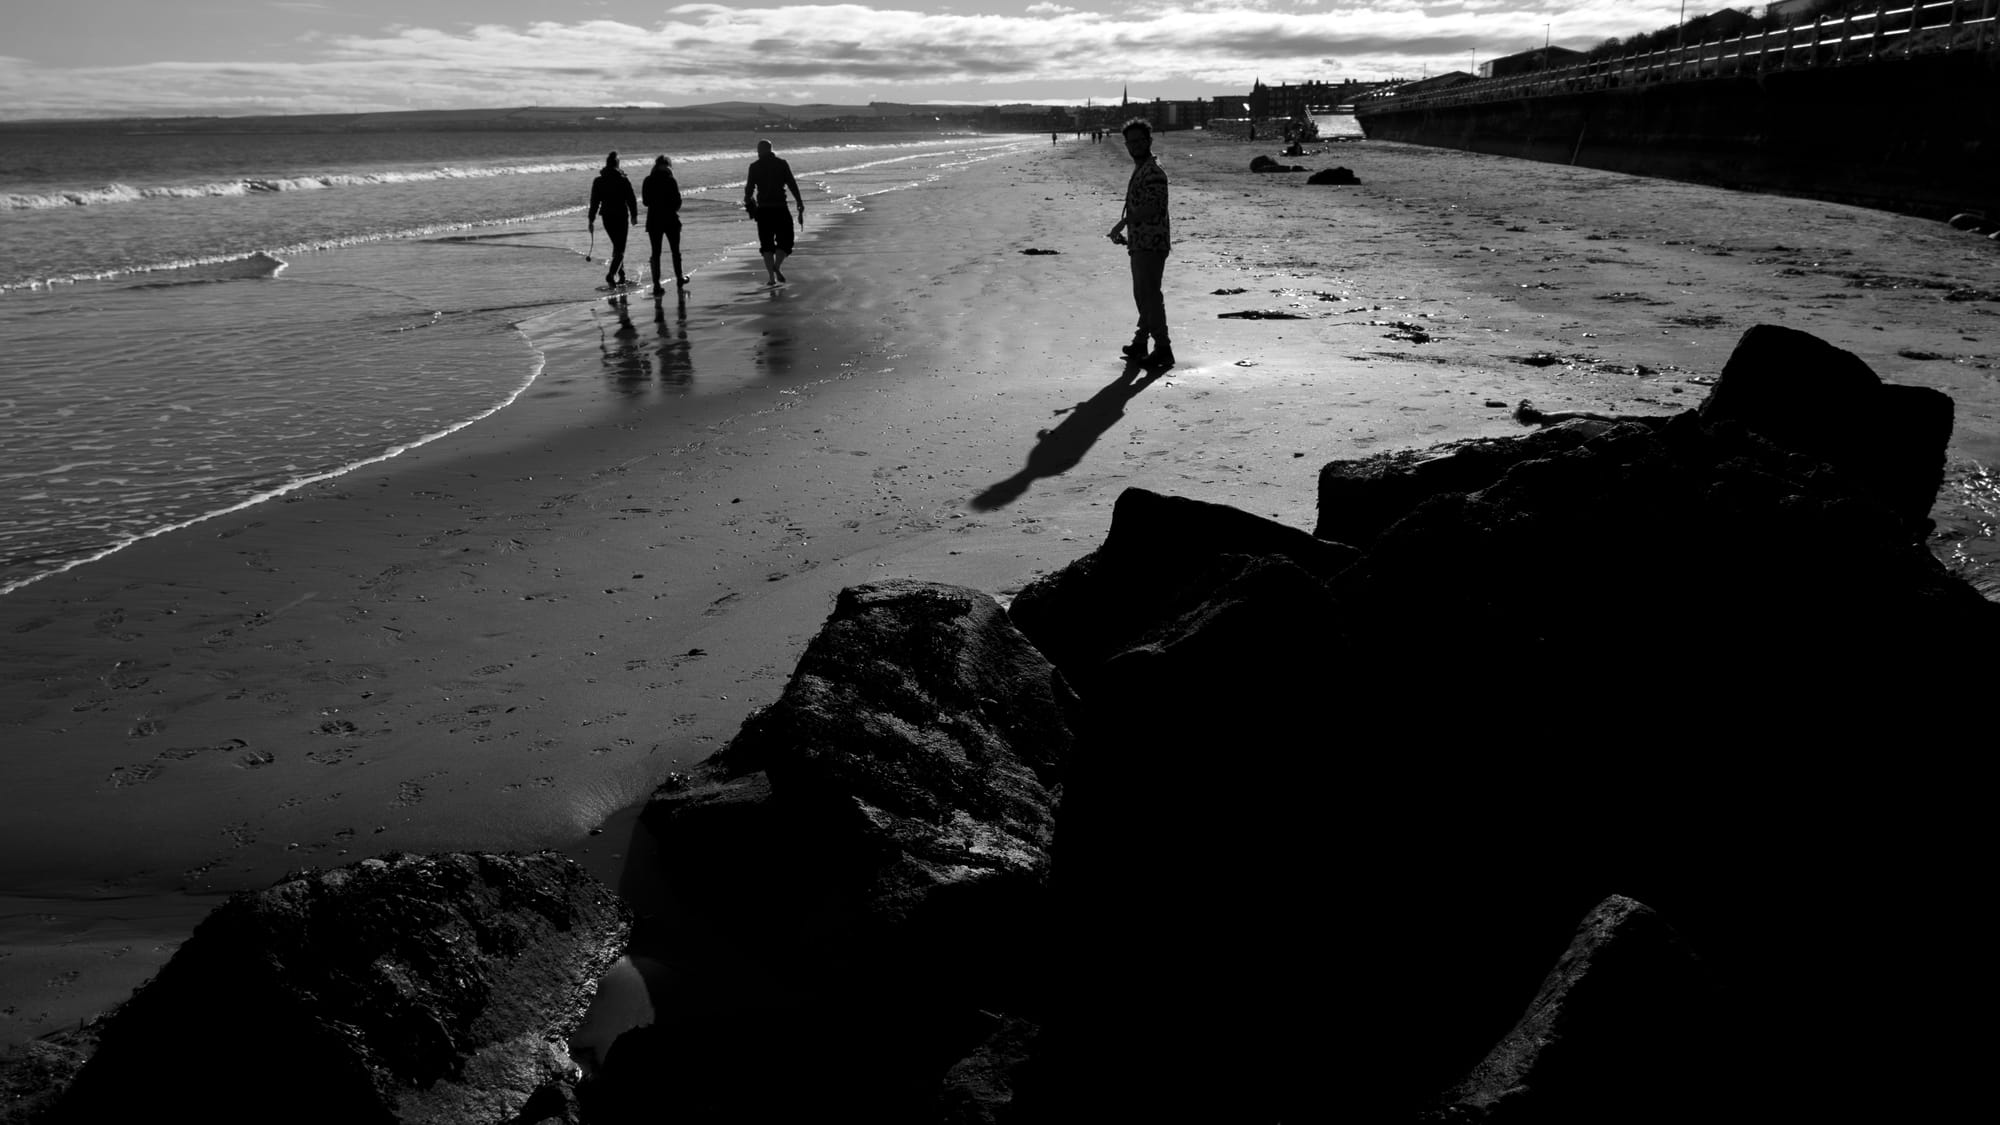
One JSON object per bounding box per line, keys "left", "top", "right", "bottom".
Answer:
{"left": 1357, "top": 51, "right": 1999, "bottom": 220}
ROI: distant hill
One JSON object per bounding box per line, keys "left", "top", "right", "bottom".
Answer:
{"left": 0, "top": 102, "right": 1060, "bottom": 134}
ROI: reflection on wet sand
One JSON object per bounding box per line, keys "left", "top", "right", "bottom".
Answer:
{"left": 599, "top": 296, "right": 647, "bottom": 395}
{"left": 598, "top": 291, "right": 697, "bottom": 395}
{"left": 653, "top": 294, "right": 691, "bottom": 387}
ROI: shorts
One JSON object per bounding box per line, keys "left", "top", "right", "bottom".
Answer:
{"left": 753, "top": 207, "right": 795, "bottom": 255}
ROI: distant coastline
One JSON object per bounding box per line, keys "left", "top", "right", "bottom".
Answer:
{"left": 0, "top": 101, "right": 1066, "bottom": 135}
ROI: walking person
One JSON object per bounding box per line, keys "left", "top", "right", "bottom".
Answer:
{"left": 588, "top": 151, "right": 639, "bottom": 288}
{"left": 742, "top": 140, "right": 804, "bottom": 286}
{"left": 1106, "top": 118, "right": 1173, "bottom": 371}
{"left": 642, "top": 155, "right": 687, "bottom": 296}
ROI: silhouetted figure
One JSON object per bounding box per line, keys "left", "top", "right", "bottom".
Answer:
{"left": 642, "top": 155, "right": 687, "bottom": 296}
{"left": 1107, "top": 118, "right": 1174, "bottom": 372}
{"left": 588, "top": 152, "right": 639, "bottom": 288}
{"left": 742, "top": 140, "right": 804, "bottom": 286}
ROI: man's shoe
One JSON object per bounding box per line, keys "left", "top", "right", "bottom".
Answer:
{"left": 1143, "top": 345, "right": 1176, "bottom": 371}
{"left": 1121, "top": 336, "right": 1149, "bottom": 360}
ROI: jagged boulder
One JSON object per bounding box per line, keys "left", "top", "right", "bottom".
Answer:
{"left": 648, "top": 579, "right": 1077, "bottom": 980}
{"left": 52, "top": 852, "right": 628, "bottom": 1125}
{"left": 938, "top": 1013, "right": 1039, "bottom": 1124}
{"left": 1008, "top": 487, "right": 1358, "bottom": 696}
{"left": 618, "top": 579, "right": 1080, "bottom": 1121}
{"left": 1698, "top": 323, "right": 1953, "bottom": 533}
{"left": 1314, "top": 416, "right": 1662, "bottom": 547}
{"left": 1432, "top": 896, "right": 1733, "bottom": 1124}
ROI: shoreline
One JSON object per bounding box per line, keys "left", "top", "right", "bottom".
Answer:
{"left": 4, "top": 132, "right": 1996, "bottom": 1049}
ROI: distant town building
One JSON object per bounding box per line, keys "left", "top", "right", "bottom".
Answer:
{"left": 1248, "top": 79, "right": 1386, "bottom": 120}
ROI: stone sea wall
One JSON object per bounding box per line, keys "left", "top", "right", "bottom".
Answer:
{"left": 1358, "top": 51, "right": 2000, "bottom": 221}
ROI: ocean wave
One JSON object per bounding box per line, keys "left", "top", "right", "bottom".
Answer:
{"left": 1, "top": 161, "right": 603, "bottom": 211}
{"left": 0, "top": 138, "right": 1025, "bottom": 213}
{"left": 0, "top": 208, "right": 582, "bottom": 292}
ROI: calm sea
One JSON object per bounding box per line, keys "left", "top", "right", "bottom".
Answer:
{"left": 0, "top": 128, "right": 1034, "bottom": 593}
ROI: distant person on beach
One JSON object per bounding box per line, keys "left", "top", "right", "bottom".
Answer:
{"left": 742, "top": 140, "right": 804, "bottom": 286}
{"left": 642, "top": 155, "right": 687, "bottom": 296}
{"left": 588, "top": 152, "right": 639, "bottom": 288}
{"left": 1107, "top": 117, "right": 1173, "bottom": 371}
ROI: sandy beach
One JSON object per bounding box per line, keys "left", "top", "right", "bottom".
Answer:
{"left": 3, "top": 130, "right": 1995, "bottom": 1047}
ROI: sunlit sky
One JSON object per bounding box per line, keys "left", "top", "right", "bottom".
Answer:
{"left": 2, "top": 1, "right": 1707, "bottom": 120}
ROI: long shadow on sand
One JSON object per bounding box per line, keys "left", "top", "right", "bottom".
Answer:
{"left": 970, "top": 362, "right": 1165, "bottom": 511}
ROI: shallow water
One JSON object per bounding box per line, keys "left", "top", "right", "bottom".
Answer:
{"left": 0, "top": 129, "right": 1035, "bottom": 593}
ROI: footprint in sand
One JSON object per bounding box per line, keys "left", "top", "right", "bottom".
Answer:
{"left": 392, "top": 781, "right": 425, "bottom": 807}
{"left": 128, "top": 717, "right": 165, "bottom": 738}
{"left": 237, "top": 749, "right": 276, "bottom": 769}
{"left": 106, "top": 763, "right": 162, "bottom": 788}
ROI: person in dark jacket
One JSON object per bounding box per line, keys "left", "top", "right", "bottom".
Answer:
{"left": 742, "top": 140, "right": 804, "bottom": 286}
{"left": 642, "top": 155, "right": 687, "bottom": 296}
{"left": 587, "top": 151, "right": 639, "bottom": 287}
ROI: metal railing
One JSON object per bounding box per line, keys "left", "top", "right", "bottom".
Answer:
{"left": 1357, "top": 0, "right": 1999, "bottom": 115}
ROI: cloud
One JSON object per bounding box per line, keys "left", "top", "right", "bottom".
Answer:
{"left": 0, "top": 2, "right": 1690, "bottom": 119}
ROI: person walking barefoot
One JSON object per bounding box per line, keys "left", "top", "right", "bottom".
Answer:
{"left": 743, "top": 140, "right": 804, "bottom": 286}
{"left": 642, "top": 155, "right": 687, "bottom": 296}
{"left": 1107, "top": 118, "right": 1173, "bottom": 371}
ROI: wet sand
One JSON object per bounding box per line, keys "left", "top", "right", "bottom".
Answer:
{"left": 3, "top": 131, "right": 1995, "bottom": 1047}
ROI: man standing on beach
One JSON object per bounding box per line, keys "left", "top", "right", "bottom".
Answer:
{"left": 1107, "top": 117, "right": 1173, "bottom": 371}
{"left": 588, "top": 152, "right": 639, "bottom": 288}
{"left": 743, "top": 140, "right": 804, "bottom": 286}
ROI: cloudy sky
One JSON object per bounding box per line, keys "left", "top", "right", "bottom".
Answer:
{"left": 3, "top": 0, "right": 1699, "bottom": 120}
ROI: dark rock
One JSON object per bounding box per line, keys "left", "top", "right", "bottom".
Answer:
{"left": 1435, "top": 896, "right": 1734, "bottom": 1124}
{"left": 1023, "top": 552, "right": 1347, "bottom": 1122}
{"left": 1249, "top": 154, "right": 1307, "bottom": 173}
{"left": 1308, "top": 166, "right": 1361, "bottom": 185}
{"left": 1315, "top": 417, "right": 1666, "bottom": 547}
{"left": 1698, "top": 323, "right": 1953, "bottom": 533}
{"left": 1008, "top": 486, "right": 1359, "bottom": 695}
{"left": 620, "top": 579, "right": 1079, "bottom": 1121}
{"left": 1327, "top": 411, "right": 1989, "bottom": 702}
{"left": 667, "top": 578, "right": 1077, "bottom": 978}
{"left": 938, "top": 1013, "right": 1038, "bottom": 1124}
{"left": 0, "top": 1022, "right": 100, "bottom": 1125}
{"left": 53, "top": 852, "right": 628, "bottom": 1125}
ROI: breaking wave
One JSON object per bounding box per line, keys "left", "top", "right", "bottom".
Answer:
{"left": 0, "top": 206, "right": 581, "bottom": 292}
{"left": 2, "top": 161, "right": 600, "bottom": 211}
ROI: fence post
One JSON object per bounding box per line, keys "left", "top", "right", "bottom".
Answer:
{"left": 1946, "top": 0, "right": 1963, "bottom": 50}
{"left": 1871, "top": 1, "right": 1887, "bottom": 56}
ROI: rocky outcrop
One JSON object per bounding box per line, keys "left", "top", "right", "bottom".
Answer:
{"left": 610, "top": 324, "right": 1982, "bottom": 1121}
{"left": 612, "top": 579, "right": 1080, "bottom": 1121}
{"left": 1698, "top": 323, "right": 1952, "bottom": 533}
{"left": 1429, "top": 896, "right": 1734, "bottom": 1124}
{"left": 51, "top": 852, "right": 627, "bottom": 1125}
{"left": 1008, "top": 487, "right": 1358, "bottom": 694}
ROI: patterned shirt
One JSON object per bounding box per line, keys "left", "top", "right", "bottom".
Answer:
{"left": 1124, "top": 157, "right": 1170, "bottom": 255}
